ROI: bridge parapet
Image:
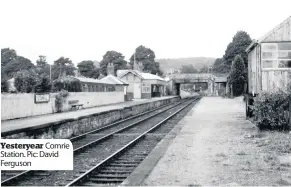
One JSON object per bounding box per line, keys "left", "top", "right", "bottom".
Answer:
{"left": 168, "top": 73, "right": 228, "bottom": 96}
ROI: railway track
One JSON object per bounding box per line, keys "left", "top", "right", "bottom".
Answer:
{"left": 66, "top": 97, "right": 200, "bottom": 186}
{"left": 1, "top": 97, "right": 200, "bottom": 186}
{"left": 1, "top": 99, "right": 181, "bottom": 184}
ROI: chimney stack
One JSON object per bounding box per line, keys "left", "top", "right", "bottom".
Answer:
{"left": 134, "top": 61, "right": 143, "bottom": 72}
{"left": 107, "top": 62, "right": 115, "bottom": 76}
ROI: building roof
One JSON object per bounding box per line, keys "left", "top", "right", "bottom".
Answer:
{"left": 169, "top": 73, "right": 215, "bottom": 80}
{"left": 246, "top": 16, "right": 291, "bottom": 53}
{"left": 215, "top": 77, "right": 227, "bottom": 82}
{"left": 101, "top": 75, "right": 129, "bottom": 85}
{"left": 73, "top": 76, "right": 114, "bottom": 84}
{"left": 116, "top": 70, "right": 129, "bottom": 77}
{"left": 139, "top": 72, "right": 165, "bottom": 81}
{"left": 117, "top": 70, "right": 166, "bottom": 82}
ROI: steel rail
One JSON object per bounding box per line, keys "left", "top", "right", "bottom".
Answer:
{"left": 70, "top": 99, "right": 183, "bottom": 142}
{"left": 1, "top": 98, "right": 190, "bottom": 186}
{"left": 65, "top": 97, "right": 199, "bottom": 186}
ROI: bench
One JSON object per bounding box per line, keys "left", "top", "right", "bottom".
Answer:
{"left": 68, "top": 100, "right": 84, "bottom": 110}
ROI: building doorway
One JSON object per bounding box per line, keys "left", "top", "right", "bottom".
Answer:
{"left": 133, "top": 83, "right": 141, "bottom": 99}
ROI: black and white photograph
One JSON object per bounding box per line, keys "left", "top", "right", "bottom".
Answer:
{"left": 1, "top": 0, "right": 291, "bottom": 186}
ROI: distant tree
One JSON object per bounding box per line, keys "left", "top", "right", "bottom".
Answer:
{"left": 36, "top": 55, "right": 48, "bottom": 67}
{"left": 52, "top": 57, "right": 76, "bottom": 80}
{"left": 222, "top": 31, "right": 252, "bottom": 73}
{"left": 180, "top": 65, "right": 198, "bottom": 74}
{"left": 129, "top": 45, "right": 162, "bottom": 75}
{"left": 4, "top": 56, "right": 35, "bottom": 78}
{"left": 77, "top": 60, "right": 100, "bottom": 78}
{"left": 35, "top": 55, "right": 50, "bottom": 77}
{"left": 1, "top": 48, "right": 17, "bottom": 66}
{"left": 212, "top": 58, "right": 224, "bottom": 73}
{"left": 99, "top": 51, "right": 128, "bottom": 76}
{"left": 229, "top": 55, "right": 246, "bottom": 96}
{"left": 199, "top": 65, "right": 209, "bottom": 73}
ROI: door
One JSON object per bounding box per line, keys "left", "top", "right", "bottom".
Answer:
{"left": 133, "top": 83, "right": 141, "bottom": 99}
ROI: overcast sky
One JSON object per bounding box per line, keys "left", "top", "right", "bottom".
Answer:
{"left": 1, "top": 0, "right": 290, "bottom": 65}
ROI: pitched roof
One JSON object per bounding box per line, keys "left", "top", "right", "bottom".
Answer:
{"left": 117, "top": 70, "right": 166, "bottom": 81}
{"left": 74, "top": 76, "right": 114, "bottom": 84}
{"left": 258, "top": 16, "right": 291, "bottom": 43}
{"left": 101, "top": 75, "right": 129, "bottom": 85}
{"left": 139, "top": 72, "right": 165, "bottom": 81}
{"left": 246, "top": 16, "right": 291, "bottom": 52}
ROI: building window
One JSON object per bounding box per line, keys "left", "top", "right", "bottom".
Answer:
{"left": 261, "top": 42, "right": 291, "bottom": 69}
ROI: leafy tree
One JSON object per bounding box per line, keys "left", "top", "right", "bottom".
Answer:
{"left": 14, "top": 69, "right": 39, "bottom": 93}
{"left": 222, "top": 31, "right": 252, "bottom": 73}
{"left": 1, "top": 68, "right": 8, "bottom": 92}
{"left": 77, "top": 60, "right": 100, "bottom": 78}
{"left": 129, "top": 45, "right": 162, "bottom": 75}
{"left": 229, "top": 55, "right": 246, "bottom": 96}
{"left": 99, "top": 51, "right": 128, "bottom": 76}
{"left": 52, "top": 77, "right": 81, "bottom": 92}
{"left": 52, "top": 57, "right": 76, "bottom": 80}
{"left": 212, "top": 58, "right": 224, "bottom": 73}
{"left": 1, "top": 48, "right": 17, "bottom": 66}
{"left": 35, "top": 55, "right": 50, "bottom": 77}
{"left": 34, "top": 76, "right": 52, "bottom": 93}
{"left": 4, "top": 56, "right": 35, "bottom": 78}
{"left": 36, "top": 55, "right": 48, "bottom": 67}
{"left": 180, "top": 65, "right": 198, "bottom": 73}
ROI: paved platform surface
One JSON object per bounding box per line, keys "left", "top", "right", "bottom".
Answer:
{"left": 143, "top": 97, "right": 291, "bottom": 186}
{"left": 1, "top": 96, "right": 177, "bottom": 134}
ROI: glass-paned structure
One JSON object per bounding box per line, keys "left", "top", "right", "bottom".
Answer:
{"left": 261, "top": 42, "right": 291, "bottom": 69}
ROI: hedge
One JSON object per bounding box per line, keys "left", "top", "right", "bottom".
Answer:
{"left": 253, "top": 91, "right": 290, "bottom": 131}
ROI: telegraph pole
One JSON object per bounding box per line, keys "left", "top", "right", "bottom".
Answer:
{"left": 50, "top": 64, "right": 52, "bottom": 83}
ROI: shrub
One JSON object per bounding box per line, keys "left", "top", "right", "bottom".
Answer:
{"left": 1, "top": 80, "right": 8, "bottom": 92}
{"left": 14, "top": 70, "right": 38, "bottom": 93}
{"left": 52, "top": 77, "right": 81, "bottom": 92}
{"left": 253, "top": 91, "right": 290, "bottom": 131}
{"left": 55, "top": 90, "right": 69, "bottom": 112}
{"left": 35, "top": 76, "right": 52, "bottom": 93}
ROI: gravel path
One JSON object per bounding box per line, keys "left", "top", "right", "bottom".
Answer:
{"left": 143, "top": 97, "right": 291, "bottom": 186}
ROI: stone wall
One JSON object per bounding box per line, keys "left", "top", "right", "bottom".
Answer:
{"left": 1, "top": 92, "right": 124, "bottom": 120}
{"left": 2, "top": 97, "right": 179, "bottom": 139}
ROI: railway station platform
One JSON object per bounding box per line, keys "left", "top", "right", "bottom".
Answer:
{"left": 127, "top": 96, "right": 291, "bottom": 186}
{"left": 1, "top": 96, "right": 179, "bottom": 138}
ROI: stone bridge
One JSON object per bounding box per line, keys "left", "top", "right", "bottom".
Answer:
{"left": 168, "top": 73, "right": 228, "bottom": 96}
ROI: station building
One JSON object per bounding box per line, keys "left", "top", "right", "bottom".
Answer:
{"left": 117, "top": 62, "right": 166, "bottom": 99}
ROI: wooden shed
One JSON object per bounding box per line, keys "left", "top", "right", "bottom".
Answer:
{"left": 245, "top": 16, "right": 291, "bottom": 117}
